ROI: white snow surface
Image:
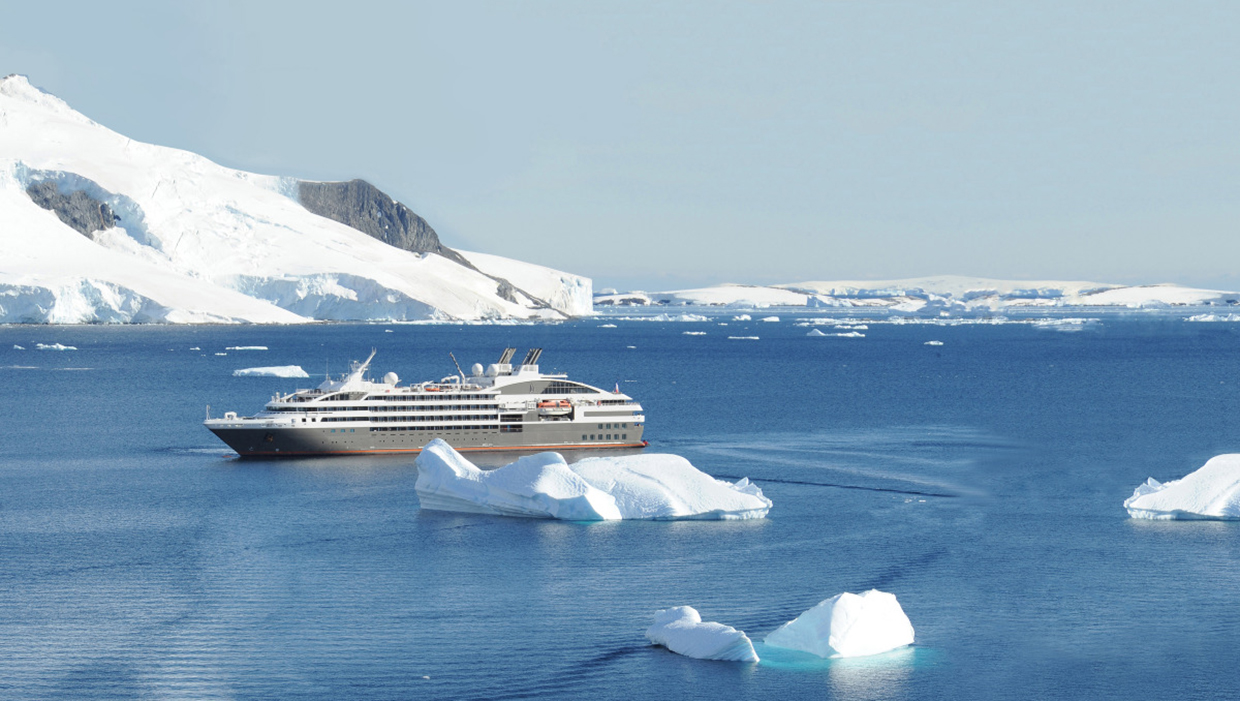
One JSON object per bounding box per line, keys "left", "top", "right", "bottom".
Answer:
{"left": 0, "top": 75, "right": 589, "bottom": 323}
{"left": 1125, "top": 454, "right": 1240, "bottom": 520}
{"left": 232, "top": 366, "right": 310, "bottom": 378}
{"left": 646, "top": 607, "right": 759, "bottom": 662}
{"left": 764, "top": 590, "right": 915, "bottom": 658}
{"left": 414, "top": 439, "right": 771, "bottom": 520}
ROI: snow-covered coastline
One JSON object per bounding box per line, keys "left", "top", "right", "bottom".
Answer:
{"left": 0, "top": 74, "right": 591, "bottom": 325}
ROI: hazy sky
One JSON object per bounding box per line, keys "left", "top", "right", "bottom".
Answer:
{"left": 3, "top": 1, "right": 1238, "bottom": 291}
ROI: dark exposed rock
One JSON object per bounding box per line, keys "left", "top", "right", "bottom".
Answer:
{"left": 25, "top": 180, "right": 117, "bottom": 237}
{"left": 297, "top": 179, "right": 472, "bottom": 268}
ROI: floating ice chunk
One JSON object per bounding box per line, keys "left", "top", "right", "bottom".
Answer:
{"left": 924, "top": 340, "right": 943, "bottom": 346}
{"left": 728, "top": 336, "right": 760, "bottom": 340}
{"left": 415, "top": 439, "right": 623, "bottom": 520}
{"left": 35, "top": 343, "right": 76, "bottom": 351}
{"left": 764, "top": 590, "right": 914, "bottom": 658}
{"left": 646, "top": 606, "right": 759, "bottom": 662}
{"left": 1125, "top": 454, "right": 1240, "bottom": 520}
{"left": 571, "top": 454, "right": 771, "bottom": 520}
{"left": 683, "top": 331, "right": 706, "bottom": 336}
{"left": 834, "top": 324, "right": 868, "bottom": 330}
{"left": 414, "top": 440, "right": 770, "bottom": 520}
{"left": 12, "top": 345, "right": 24, "bottom": 350}
{"left": 385, "top": 329, "right": 394, "bottom": 333}
{"left": 807, "top": 328, "right": 827, "bottom": 336}
{"left": 835, "top": 332, "right": 865, "bottom": 338}
{"left": 226, "top": 345, "right": 268, "bottom": 351}
{"left": 761, "top": 316, "right": 780, "bottom": 322}
{"left": 233, "top": 365, "right": 311, "bottom": 378}
{"left": 599, "top": 323, "right": 618, "bottom": 328}
{"left": 214, "top": 352, "right": 227, "bottom": 356}
{"left": 1186, "top": 313, "right": 1240, "bottom": 322}
{"left": 733, "top": 314, "right": 751, "bottom": 321}
{"left": 189, "top": 346, "right": 201, "bottom": 351}
{"left": 626, "top": 345, "right": 637, "bottom": 349}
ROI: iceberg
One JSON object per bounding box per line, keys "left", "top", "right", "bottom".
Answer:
{"left": 35, "top": 342, "right": 76, "bottom": 351}
{"left": 646, "top": 607, "right": 759, "bottom": 662}
{"left": 1124, "top": 454, "right": 1240, "bottom": 520}
{"left": 764, "top": 590, "right": 914, "bottom": 658}
{"left": 414, "top": 439, "right": 771, "bottom": 520}
{"left": 761, "top": 316, "right": 780, "bottom": 322}
{"left": 807, "top": 328, "right": 827, "bottom": 337}
{"left": 226, "top": 345, "right": 269, "bottom": 351}
{"left": 232, "top": 365, "right": 311, "bottom": 378}
{"left": 924, "top": 340, "right": 943, "bottom": 346}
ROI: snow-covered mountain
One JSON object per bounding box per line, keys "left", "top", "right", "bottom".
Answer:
{"left": 596, "top": 276, "right": 1240, "bottom": 314}
{"left": 0, "top": 74, "right": 592, "bottom": 324}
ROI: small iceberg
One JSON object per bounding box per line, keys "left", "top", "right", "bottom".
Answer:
{"left": 924, "top": 340, "right": 943, "bottom": 346}
{"left": 835, "top": 332, "right": 865, "bottom": 338}
{"left": 646, "top": 607, "right": 759, "bottom": 662}
{"left": 1124, "top": 454, "right": 1240, "bottom": 520}
{"left": 414, "top": 439, "right": 771, "bottom": 520}
{"left": 728, "top": 336, "right": 760, "bottom": 341}
{"left": 36, "top": 343, "right": 76, "bottom": 351}
{"left": 761, "top": 316, "right": 780, "bottom": 322}
{"left": 683, "top": 331, "right": 706, "bottom": 336}
{"left": 764, "top": 590, "right": 914, "bottom": 658}
{"left": 598, "top": 323, "right": 618, "bottom": 328}
{"left": 733, "top": 314, "right": 751, "bottom": 321}
{"left": 12, "top": 345, "right": 25, "bottom": 350}
{"left": 233, "top": 365, "right": 311, "bottom": 378}
{"left": 226, "top": 345, "right": 269, "bottom": 351}
{"left": 807, "top": 328, "right": 827, "bottom": 337}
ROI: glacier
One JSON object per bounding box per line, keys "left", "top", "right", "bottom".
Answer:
{"left": 646, "top": 607, "right": 759, "bottom": 662}
{"left": 0, "top": 74, "right": 592, "bottom": 324}
{"left": 413, "top": 439, "right": 771, "bottom": 520}
{"left": 1124, "top": 454, "right": 1240, "bottom": 520}
{"left": 764, "top": 590, "right": 915, "bottom": 658}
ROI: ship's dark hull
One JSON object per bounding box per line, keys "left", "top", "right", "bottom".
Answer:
{"left": 206, "top": 422, "right": 646, "bottom": 457}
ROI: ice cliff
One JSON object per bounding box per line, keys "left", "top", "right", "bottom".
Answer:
{"left": 0, "top": 74, "right": 591, "bottom": 323}
{"left": 1125, "top": 454, "right": 1240, "bottom": 520}
{"left": 413, "top": 439, "right": 772, "bottom": 520}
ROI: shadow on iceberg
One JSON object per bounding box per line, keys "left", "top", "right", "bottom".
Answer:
{"left": 413, "top": 439, "right": 772, "bottom": 521}
{"left": 1125, "top": 454, "right": 1240, "bottom": 520}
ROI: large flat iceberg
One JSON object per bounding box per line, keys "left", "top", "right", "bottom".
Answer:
{"left": 232, "top": 365, "right": 310, "bottom": 378}
{"left": 646, "top": 606, "right": 759, "bottom": 662}
{"left": 414, "top": 439, "right": 771, "bottom": 520}
{"left": 764, "top": 590, "right": 915, "bottom": 658}
{"left": 1124, "top": 454, "right": 1240, "bottom": 520}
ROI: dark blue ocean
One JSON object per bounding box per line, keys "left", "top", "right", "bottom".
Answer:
{"left": 2, "top": 316, "right": 1239, "bottom": 700}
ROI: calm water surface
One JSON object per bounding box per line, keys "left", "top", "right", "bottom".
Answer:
{"left": 1, "top": 317, "right": 1239, "bottom": 699}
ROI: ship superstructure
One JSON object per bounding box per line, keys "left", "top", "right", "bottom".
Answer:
{"left": 204, "top": 348, "right": 646, "bottom": 456}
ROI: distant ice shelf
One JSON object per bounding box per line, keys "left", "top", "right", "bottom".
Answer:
{"left": 1125, "top": 454, "right": 1240, "bottom": 520}
{"left": 413, "top": 439, "right": 772, "bottom": 520}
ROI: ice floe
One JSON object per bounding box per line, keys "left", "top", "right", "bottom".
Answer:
{"left": 12, "top": 344, "right": 24, "bottom": 350}
{"left": 1186, "top": 313, "right": 1240, "bottom": 322}
{"left": 232, "top": 365, "right": 311, "bottom": 378}
{"left": 646, "top": 607, "right": 759, "bottom": 662}
{"left": 807, "top": 328, "right": 827, "bottom": 337}
{"left": 924, "top": 340, "right": 943, "bottom": 346}
{"left": 414, "top": 439, "right": 771, "bottom": 520}
{"left": 683, "top": 331, "right": 706, "bottom": 336}
{"left": 1124, "top": 454, "right": 1240, "bottom": 520}
{"left": 226, "top": 345, "right": 268, "bottom": 351}
{"left": 761, "top": 316, "right": 780, "bottom": 322}
{"left": 835, "top": 331, "right": 865, "bottom": 338}
{"left": 764, "top": 590, "right": 915, "bottom": 658}
{"left": 728, "top": 336, "right": 760, "bottom": 341}
{"left": 598, "top": 323, "right": 618, "bottom": 328}
{"left": 35, "top": 342, "right": 76, "bottom": 351}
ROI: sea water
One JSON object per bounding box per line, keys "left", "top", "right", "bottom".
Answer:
{"left": 1, "top": 316, "right": 1239, "bottom": 700}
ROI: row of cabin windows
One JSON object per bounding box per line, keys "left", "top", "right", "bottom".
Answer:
{"left": 274, "top": 404, "right": 497, "bottom": 413}
{"left": 322, "top": 414, "right": 496, "bottom": 423}
{"left": 583, "top": 434, "right": 628, "bottom": 441}
{"left": 373, "top": 393, "right": 496, "bottom": 402}
{"left": 597, "top": 423, "right": 629, "bottom": 429}
{"left": 370, "top": 425, "right": 492, "bottom": 432}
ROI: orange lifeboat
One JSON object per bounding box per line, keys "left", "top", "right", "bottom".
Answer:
{"left": 537, "top": 399, "right": 572, "bottom": 416}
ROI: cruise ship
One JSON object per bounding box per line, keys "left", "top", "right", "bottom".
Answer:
{"left": 204, "top": 348, "right": 647, "bottom": 456}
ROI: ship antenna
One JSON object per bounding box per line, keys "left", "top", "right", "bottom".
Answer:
{"left": 449, "top": 351, "right": 466, "bottom": 383}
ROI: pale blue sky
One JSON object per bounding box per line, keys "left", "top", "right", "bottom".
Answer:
{"left": 4, "top": 1, "right": 1238, "bottom": 291}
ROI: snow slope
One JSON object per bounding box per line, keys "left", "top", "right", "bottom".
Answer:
{"left": 0, "top": 74, "right": 591, "bottom": 323}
